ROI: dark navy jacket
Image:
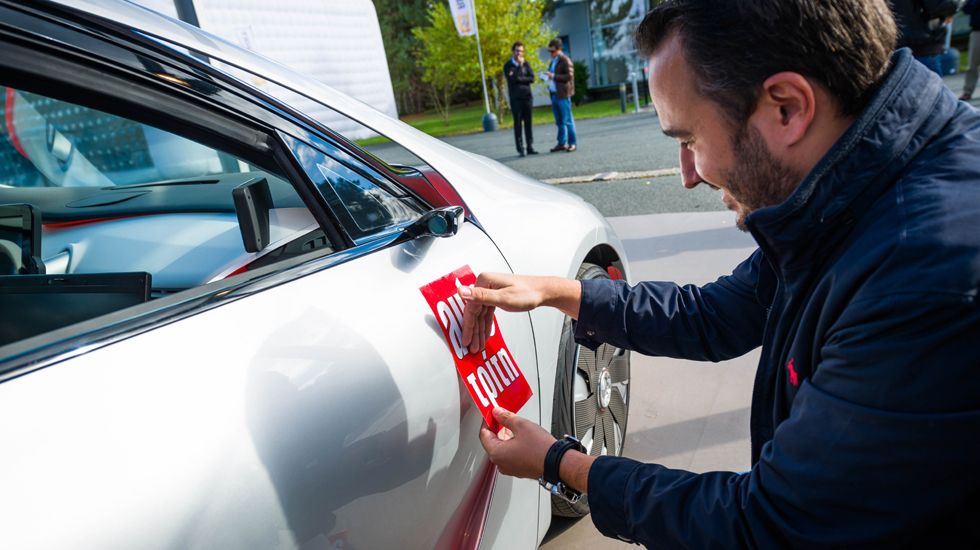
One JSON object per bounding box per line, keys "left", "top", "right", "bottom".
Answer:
{"left": 574, "top": 50, "right": 980, "bottom": 548}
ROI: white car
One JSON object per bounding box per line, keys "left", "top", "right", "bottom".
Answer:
{"left": 0, "top": 1, "right": 631, "bottom": 548}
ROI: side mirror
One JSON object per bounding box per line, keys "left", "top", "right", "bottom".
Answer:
{"left": 233, "top": 177, "right": 272, "bottom": 252}
{"left": 406, "top": 206, "right": 464, "bottom": 239}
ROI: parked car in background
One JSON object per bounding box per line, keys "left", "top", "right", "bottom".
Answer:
{"left": 0, "top": 1, "right": 631, "bottom": 548}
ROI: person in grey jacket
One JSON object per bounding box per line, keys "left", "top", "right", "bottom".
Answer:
{"left": 460, "top": 0, "right": 980, "bottom": 547}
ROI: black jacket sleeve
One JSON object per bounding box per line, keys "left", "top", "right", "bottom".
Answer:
{"left": 586, "top": 291, "right": 980, "bottom": 548}
{"left": 505, "top": 61, "right": 534, "bottom": 93}
{"left": 574, "top": 250, "right": 769, "bottom": 362}
{"left": 922, "top": 0, "right": 961, "bottom": 18}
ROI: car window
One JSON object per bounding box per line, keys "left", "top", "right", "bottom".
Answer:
{"left": 0, "top": 84, "right": 321, "bottom": 349}
{"left": 283, "top": 133, "right": 423, "bottom": 241}
{"left": 0, "top": 87, "right": 264, "bottom": 188}
{"left": 143, "top": 36, "right": 456, "bottom": 225}
{"left": 205, "top": 58, "right": 431, "bottom": 171}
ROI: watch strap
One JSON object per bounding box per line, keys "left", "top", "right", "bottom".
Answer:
{"left": 543, "top": 436, "right": 584, "bottom": 486}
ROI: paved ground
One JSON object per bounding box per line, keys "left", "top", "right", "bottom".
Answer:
{"left": 559, "top": 176, "right": 726, "bottom": 217}
{"left": 443, "top": 109, "right": 675, "bottom": 181}
{"left": 540, "top": 211, "right": 758, "bottom": 549}
{"left": 440, "top": 110, "right": 728, "bottom": 218}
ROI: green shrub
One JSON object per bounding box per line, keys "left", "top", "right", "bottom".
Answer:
{"left": 572, "top": 60, "right": 590, "bottom": 106}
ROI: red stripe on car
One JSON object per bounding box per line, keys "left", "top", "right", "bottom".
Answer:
{"left": 4, "top": 88, "right": 28, "bottom": 159}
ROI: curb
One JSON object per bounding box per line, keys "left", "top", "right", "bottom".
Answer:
{"left": 542, "top": 167, "right": 680, "bottom": 185}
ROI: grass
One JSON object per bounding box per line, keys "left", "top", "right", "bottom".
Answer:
{"left": 357, "top": 98, "right": 634, "bottom": 145}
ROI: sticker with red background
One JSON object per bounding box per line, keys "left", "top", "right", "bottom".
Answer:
{"left": 420, "top": 265, "right": 532, "bottom": 432}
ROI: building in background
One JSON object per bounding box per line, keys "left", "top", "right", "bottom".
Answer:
{"left": 548, "top": 0, "right": 650, "bottom": 91}
{"left": 131, "top": 0, "right": 397, "bottom": 139}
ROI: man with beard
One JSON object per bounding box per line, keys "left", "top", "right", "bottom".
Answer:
{"left": 458, "top": 0, "right": 980, "bottom": 547}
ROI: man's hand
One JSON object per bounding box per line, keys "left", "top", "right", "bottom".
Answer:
{"left": 457, "top": 273, "right": 581, "bottom": 353}
{"left": 480, "top": 407, "right": 555, "bottom": 479}
{"left": 480, "top": 407, "right": 596, "bottom": 493}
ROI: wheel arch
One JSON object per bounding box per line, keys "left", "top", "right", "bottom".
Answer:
{"left": 583, "top": 243, "right": 627, "bottom": 282}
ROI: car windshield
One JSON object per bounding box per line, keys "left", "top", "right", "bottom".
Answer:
{"left": 0, "top": 86, "right": 257, "bottom": 188}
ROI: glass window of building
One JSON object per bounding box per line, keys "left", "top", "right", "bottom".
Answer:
{"left": 589, "top": 0, "right": 650, "bottom": 87}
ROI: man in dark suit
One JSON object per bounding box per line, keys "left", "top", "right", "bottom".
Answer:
{"left": 505, "top": 41, "right": 537, "bottom": 157}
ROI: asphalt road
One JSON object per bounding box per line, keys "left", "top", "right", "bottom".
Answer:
{"left": 437, "top": 108, "right": 734, "bottom": 218}
{"left": 443, "top": 109, "right": 677, "bottom": 181}
{"left": 558, "top": 176, "right": 727, "bottom": 217}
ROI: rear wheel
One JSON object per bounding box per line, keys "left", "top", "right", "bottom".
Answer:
{"left": 550, "top": 263, "right": 631, "bottom": 517}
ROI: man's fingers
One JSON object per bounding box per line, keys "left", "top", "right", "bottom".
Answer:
{"left": 471, "top": 312, "right": 485, "bottom": 353}
{"left": 459, "top": 284, "right": 499, "bottom": 306}
{"left": 492, "top": 407, "right": 522, "bottom": 430}
{"left": 479, "top": 425, "right": 500, "bottom": 454}
{"left": 481, "top": 308, "right": 494, "bottom": 346}
{"left": 461, "top": 300, "right": 482, "bottom": 348}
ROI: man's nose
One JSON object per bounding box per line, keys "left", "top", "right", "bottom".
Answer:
{"left": 679, "top": 145, "right": 703, "bottom": 189}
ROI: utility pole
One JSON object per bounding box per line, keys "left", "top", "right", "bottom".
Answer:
{"left": 472, "top": 1, "right": 498, "bottom": 131}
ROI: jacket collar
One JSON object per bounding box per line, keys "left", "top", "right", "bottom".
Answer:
{"left": 745, "top": 49, "right": 959, "bottom": 275}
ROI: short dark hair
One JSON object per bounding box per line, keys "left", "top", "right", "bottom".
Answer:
{"left": 548, "top": 38, "right": 563, "bottom": 50}
{"left": 635, "top": 0, "right": 897, "bottom": 124}
{"left": 512, "top": 41, "right": 524, "bottom": 51}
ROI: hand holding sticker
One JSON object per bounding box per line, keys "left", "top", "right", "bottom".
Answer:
{"left": 420, "top": 266, "right": 533, "bottom": 432}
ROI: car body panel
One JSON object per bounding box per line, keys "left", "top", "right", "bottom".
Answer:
{"left": 0, "top": 223, "right": 539, "bottom": 549}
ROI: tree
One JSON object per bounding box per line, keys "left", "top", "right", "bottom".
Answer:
{"left": 413, "top": 0, "right": 552, "bottom": 120}
{"left": 412, "top": 3, "right": 479, "bottom": 122}
{"left": 375, "top": 0, "right": 429, "bottom": 115}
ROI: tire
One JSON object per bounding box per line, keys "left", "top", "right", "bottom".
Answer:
{"left": 550, "top": 262, "right": 631, "bottom": 517}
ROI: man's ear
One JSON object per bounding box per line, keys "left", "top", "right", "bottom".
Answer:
{"left": 751, "top": 72, "right": 816, "bottom": 150}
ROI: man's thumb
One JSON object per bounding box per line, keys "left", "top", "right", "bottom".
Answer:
{"left": 459, "top": 285, "right": 495, "bottom": 304}
{"left": 492, "top": 407, "right": 518, "bottom": 428}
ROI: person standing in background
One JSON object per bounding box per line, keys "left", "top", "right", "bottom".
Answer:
{"left": 544, "top": 38, "right": 577, "bottom": 152}
{"left": 892, "top": 0, "right": 961, "bottom": 76}
{"left": 961, "top": 0, "right": 980, "bottom": 100}
{"left": 504, "top": 42, "right": 537, "bottom": 157}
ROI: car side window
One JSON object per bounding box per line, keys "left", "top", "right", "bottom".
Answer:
{"left": 282, "top": 133, "right": 423, "bottom": 241}
{"left": 0, "top": 84, "right": 319, "bottom": 348}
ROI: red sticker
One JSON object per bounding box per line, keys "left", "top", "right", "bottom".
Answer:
{"left": 420, "top": 265, "right": 533, "bottom": 432}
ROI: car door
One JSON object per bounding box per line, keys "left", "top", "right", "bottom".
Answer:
{"left": 0, "top": 7, "right": 540, "bottom": 549}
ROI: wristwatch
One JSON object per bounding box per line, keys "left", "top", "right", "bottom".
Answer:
{"left": 539, "top": 435, "right": 586, "bottom": 504}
